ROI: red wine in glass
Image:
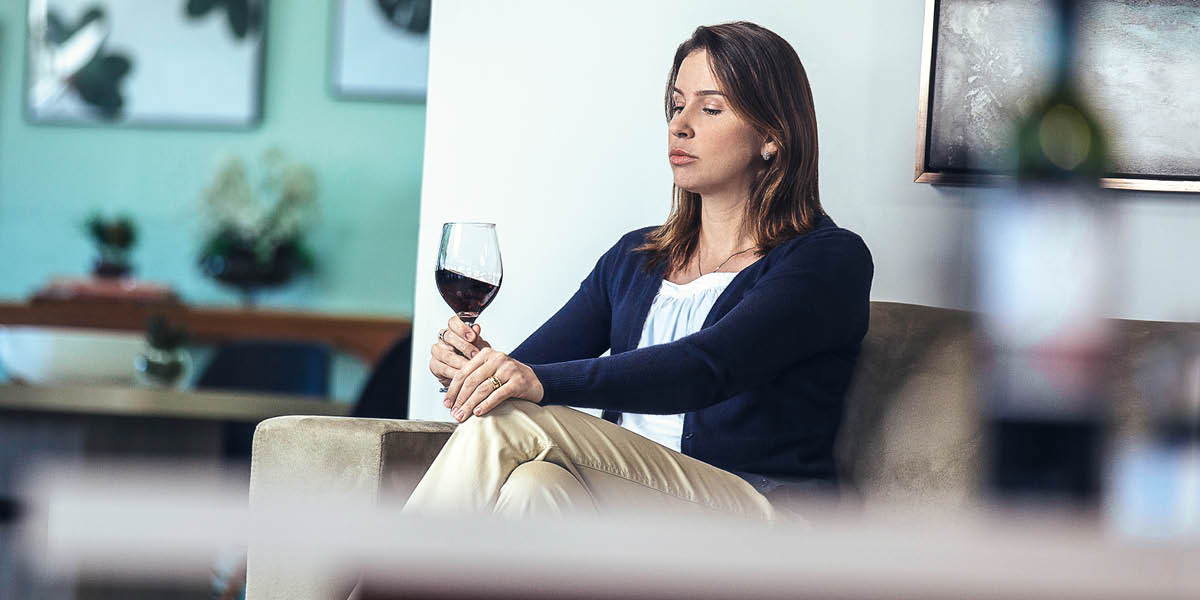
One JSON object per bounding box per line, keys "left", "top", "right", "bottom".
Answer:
{"left": 435, "top": 268, "right": 501, "bottom": 324}
{"left": 435, "top": 223, "right": 502, "bottom": 393}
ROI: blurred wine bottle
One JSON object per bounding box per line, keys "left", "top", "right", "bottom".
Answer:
{"left": 976, "top": 0, "right": 1116, "bottom": 509}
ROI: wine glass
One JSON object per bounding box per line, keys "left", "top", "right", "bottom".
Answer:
{"left": 435, "top": 222, "right": 503, "bottom": 393}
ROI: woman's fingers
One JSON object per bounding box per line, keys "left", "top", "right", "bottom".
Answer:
{"left": 438, "top": 327, "right": 479, "bottom": 360}
{"left": 433, "top": 342, "right": 469, "bottom": 369}
{"left": 440, "top": 318, "right": 490, "bottom": 359}
{"left": 470, "top": 369, "right": 523, "bottom": 417}
{"left": 452, "top": 361, "right": 522, "bottom": 422}
{"left": 449, "top": 349, "right": 504, "bottom": 414}
{"left": 429, "top": 341, "right": 470, "bottom": 386}
{"left": 444, "top": 347, "right": 487, "bottom": 409}
{"left": 472, "top": 324, "right": 490, "bottom": 349}
{"left": 445, "top": 356, "right": 542, "bottom": 422}
{"left": 428, "top": 355, "right": 459, "bottom": 384}
{"left": 455, "top": 360, "right": 510, "bottom": 418}
{"left": 449, "top": 316, "right": 480, "bottom": 345}
{"left": 460, "top": 379, "right": 519, "bottom": 421}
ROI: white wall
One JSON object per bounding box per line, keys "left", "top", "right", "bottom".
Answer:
{"left": 408, "top": 0, "right": 1200, "bottom": 421}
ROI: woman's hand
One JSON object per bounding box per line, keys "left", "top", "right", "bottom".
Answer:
{"left": 443, "top": 347, "right": 544, "bottom": 422}
{"left": 429, "top": 315, "right": 491, "bottom": 387}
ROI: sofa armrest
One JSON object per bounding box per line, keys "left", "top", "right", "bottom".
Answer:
{"left": 245, "top": 416, "right": 456, "bottom": 600}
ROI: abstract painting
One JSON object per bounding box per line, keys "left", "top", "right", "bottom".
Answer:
{"left": 915, "top": 0, "right": 1200, "bottom": 193}
{"left": 331, "top": 0, "right": 430, "bottom": 100}
{"left": 26, "top": 0, "right": 265, "bottom": 128}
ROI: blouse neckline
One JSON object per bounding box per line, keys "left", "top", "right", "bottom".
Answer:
{"left": 664, "top": 270, "right": 739, "bottom": 285}
{"left": 659, "top": 271, "right": 739, "bottom": 294}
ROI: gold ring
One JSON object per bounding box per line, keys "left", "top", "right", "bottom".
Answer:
{"left": 489, "top": 376, "right": 502, "bottom": 391}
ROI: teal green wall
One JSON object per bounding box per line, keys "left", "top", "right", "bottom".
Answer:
{"left": 0, "top": 1, "right": 425, "bottom": 316}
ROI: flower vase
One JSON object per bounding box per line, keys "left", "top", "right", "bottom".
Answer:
{"left": 92, "top": 252, "right": 132, "bottom": 279}
{"left": 133, "top": 345, "right": 192, "bottom": 388}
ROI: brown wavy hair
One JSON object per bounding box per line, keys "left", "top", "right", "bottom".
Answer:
{"left": 633, "top": 21, "right": 824, "bottom": 274}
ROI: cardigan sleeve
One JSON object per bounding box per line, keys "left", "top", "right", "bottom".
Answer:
{"left": 529, "top": 229, "right": 873, "bottom": 414}
{"left": 507, "top": 233, "right": 625, "bottom": 365}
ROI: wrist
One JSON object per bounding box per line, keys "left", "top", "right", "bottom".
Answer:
{"left": 529, "top": 366, "right": 545, "bottom": 404}
{"left": 534, "top": 377, "right": 545, "bottom": 404}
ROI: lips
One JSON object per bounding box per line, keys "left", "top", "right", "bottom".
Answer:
{"left": 669, "top": 148, "right": 697, "bottom": 165}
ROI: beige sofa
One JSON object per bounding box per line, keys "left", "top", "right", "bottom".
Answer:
{"left": 244, "top": 301, "right": 1197, "bottom": 600}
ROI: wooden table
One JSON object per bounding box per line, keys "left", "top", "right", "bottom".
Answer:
{"left": 0, "top": 382, "right": 351, "bottom": 465}
{"left": 0, "top": 299, "right": 411, "bottom": 366}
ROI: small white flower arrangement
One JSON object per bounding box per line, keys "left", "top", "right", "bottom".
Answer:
{"left": 199, "top": 148, "right": 319, "bottom": 297}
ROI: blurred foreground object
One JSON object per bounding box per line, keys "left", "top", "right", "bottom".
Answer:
{"left": 14, "top": 460, "right": 1200, "bottom": 600}
{"left": 976, "top": 0, "right": 1116, "bottom": 508}
{"left": 1109, "top": 331, "right": 1200, "bottom": 538}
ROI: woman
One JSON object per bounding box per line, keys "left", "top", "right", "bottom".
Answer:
{"left": 411, "top": 21, "right": 872, "bottom": 520}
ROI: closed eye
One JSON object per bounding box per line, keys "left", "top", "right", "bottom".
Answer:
{"left": 671, "top": 106, "right": 722, "bottom": 116}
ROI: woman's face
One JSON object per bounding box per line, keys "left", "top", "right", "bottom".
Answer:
{"left": 668, "top": 50, "right": 771, "bottom": 198}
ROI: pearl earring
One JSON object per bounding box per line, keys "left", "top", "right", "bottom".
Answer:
{"left": 762, "top": 150, "right": 772, "bottom": 161}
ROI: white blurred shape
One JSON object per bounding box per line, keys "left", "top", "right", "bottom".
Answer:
{"left": 0, "top": 326, "right": 143, "bottom": 385}
{"left": 15, "top": 459, "right": 1200, "bottom": 599}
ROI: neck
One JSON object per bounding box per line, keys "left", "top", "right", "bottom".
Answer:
{"left": 697, "top": 190, "right": 753, "bottom": 259}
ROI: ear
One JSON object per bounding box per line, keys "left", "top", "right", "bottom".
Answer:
{"left": 760, "top": 139, "right": 780, "bottom": 160}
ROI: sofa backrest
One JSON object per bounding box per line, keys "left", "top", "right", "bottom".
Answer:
{"left": 836, "top": 301, "right": 981, "bottom": 512}
{"left": 835, "top": 300, "right": 1199, "bottom": 513}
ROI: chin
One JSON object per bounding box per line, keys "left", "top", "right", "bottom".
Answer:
{"left": 672, "top": 176, "right": 706, "bottom": 195}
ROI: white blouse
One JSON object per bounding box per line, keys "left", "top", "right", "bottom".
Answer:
{"left": 618, "top": 271, "right": 739, "bottom": 452}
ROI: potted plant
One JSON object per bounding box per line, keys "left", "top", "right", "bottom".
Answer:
{"left": 198, "top": 148, "right": 318, "bottom": 306}
{"left": 85, "top": 213, "right": 137, "bottom": 278}
{"left": 133, "top": 315, "right": 191, "bottom": 388}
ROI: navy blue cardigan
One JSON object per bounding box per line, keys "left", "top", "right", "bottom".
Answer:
{"left": 510, "top": 214, "right": 873, "bottom": 495}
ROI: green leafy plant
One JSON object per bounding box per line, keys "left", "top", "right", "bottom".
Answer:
{"left": 85, "top": 213, "right": 138, "bottom": 276}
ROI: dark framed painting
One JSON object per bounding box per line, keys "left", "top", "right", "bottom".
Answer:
{"left": 915, "top": 0, "right": 1200, "bottom": 193}
{"left": 25, "top": 0, "right": 266, "bottom": 128}
{"left": 330, "top": 0, "right": 430, "bottom": 101}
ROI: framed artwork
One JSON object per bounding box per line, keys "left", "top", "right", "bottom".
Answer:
{"left": 330, "top": 0, "right": 430, "bottom": 101}
{"left": 915, "top": 0, "right": 1200, "bottom": 193}
{"left": 25, "top": 0, "right": 266, "bottom": 128}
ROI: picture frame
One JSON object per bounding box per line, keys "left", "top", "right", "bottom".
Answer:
{"left": 330, "top": 0, "right": 430, "bottom": 101}
{"left": 914, "top": 0, "right": 1200, "bottom": 193}
{"left": 24, "top": 0, "right": 267, "bottom": 129}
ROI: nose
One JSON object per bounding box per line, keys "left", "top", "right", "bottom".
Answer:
{"left": 669, "top": 113, "right": 693, "bottom": 139}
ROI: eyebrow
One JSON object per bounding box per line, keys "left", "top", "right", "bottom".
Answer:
{"left": 672, "top": 87, "right": 726, "bottom": 98}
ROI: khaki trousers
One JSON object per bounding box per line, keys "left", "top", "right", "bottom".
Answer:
{"left": 402, "top": 400, "right": 775, "bottom": 521}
